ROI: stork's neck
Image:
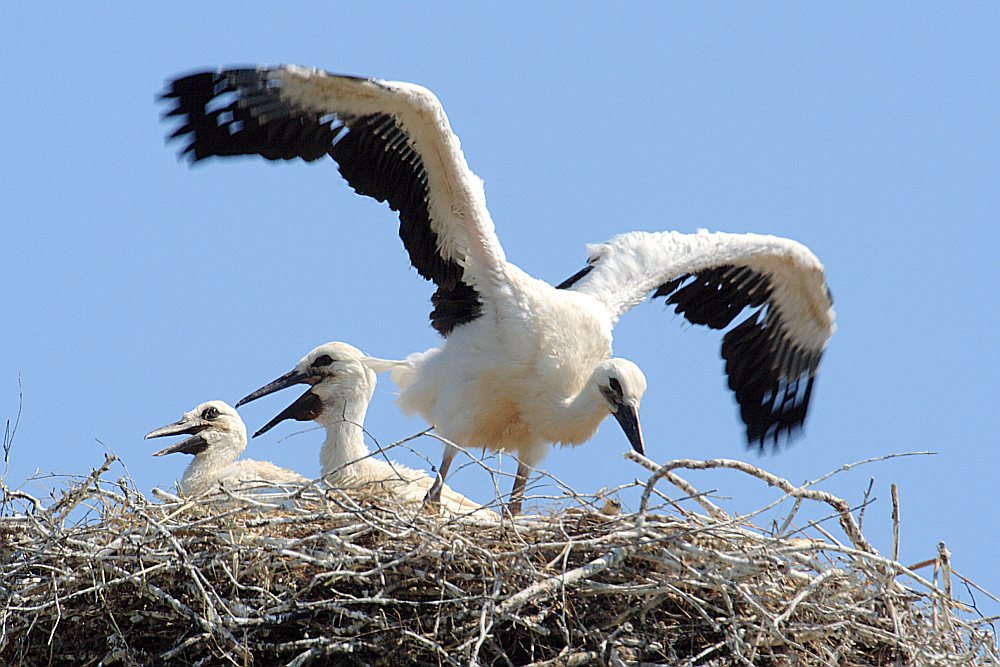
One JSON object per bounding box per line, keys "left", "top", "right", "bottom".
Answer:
{"left": 550, "top": 381, "right": 610, "bottom": 447}
{"left": 317, "top": 394, "right": 372, "bottom": 478}
{"left": 178, "top": 434, "right": 243, "bottom": 496}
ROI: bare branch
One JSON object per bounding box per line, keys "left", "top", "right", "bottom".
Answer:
{"left": 0, "top": 450, "right": 994, "bottom": 665}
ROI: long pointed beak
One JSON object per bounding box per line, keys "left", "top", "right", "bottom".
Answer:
{"left": 236, "top": 369, "right": 315, "bottom": 407}
{"left": 145, "top": 418, "right": 211, "bottom": 456}
{"left": 253, "top": 389, "right": 323, "bottom": 438}
{"left": 612, "top": 402, "right": 645, "bottom": 456}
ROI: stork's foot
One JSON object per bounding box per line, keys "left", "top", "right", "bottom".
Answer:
{"left": 421, "top": 474, "right": 444, "bottom": 513}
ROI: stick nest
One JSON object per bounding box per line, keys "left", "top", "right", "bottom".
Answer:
{"left": 2, "top": 452, "right": 997, "bottom": 666}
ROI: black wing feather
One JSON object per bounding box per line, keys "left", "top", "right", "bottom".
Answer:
{"left": 554, "top": 264, "right": 594, "bottom": 290}
{"left": 161, "top": 67, "right": 480, "bottom": 336}
{"left": 651, "top": 264, "right": 823, "bottom": 448}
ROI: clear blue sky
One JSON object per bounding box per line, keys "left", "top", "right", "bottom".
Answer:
{"left": 3, "top": 4, "right": 998, "bottom": 622}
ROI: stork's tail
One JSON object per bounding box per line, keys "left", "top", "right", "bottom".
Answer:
{"left": 362, "top": 357, "right": 403, "bottom": 375}
{"left": 363, "top": 356, "right": 420, "bottom": 389}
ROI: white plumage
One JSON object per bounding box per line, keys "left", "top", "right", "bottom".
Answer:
{"left": 164, "top": 66, "right": 836, "bottom": 514}
{"left": 145, "top": 400, "right": 306, "bottom": 496}
{"left": 236, "top": 342, "right": 496, "bottom": 519}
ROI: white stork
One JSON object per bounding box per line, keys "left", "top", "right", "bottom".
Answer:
{"left": 162, "top": 66, "right": 836, "bottom": 514}
{"left": 235, "top": 341, "right": 495, "bottom": 518}
{"left": 145, "top": 400, "right": 306, "bottom": 496}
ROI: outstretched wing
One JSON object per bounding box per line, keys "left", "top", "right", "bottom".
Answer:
{"left": 562, "top": 230, "right": 836, "bottom": 447}
{"left": 161, "top": 65, "right": 509, "bottom": 335}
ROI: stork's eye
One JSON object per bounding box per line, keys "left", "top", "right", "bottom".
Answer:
{"left": 609, "top": 378, "right": 623, "bottom": 394}
{"left": 599, "top": 385, "right": 620, "bottom": 411}
{"left": 202, "top": 406, "right": 220, "bottom": 421}
{"left": 311, "top": 354, "right": 334, "bottom": 368}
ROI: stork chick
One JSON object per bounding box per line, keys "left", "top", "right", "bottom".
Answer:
{"left": 237, "top": 343, "right": 495, "bottom": 519}
{"left": 146, "top": 400, "right": 306, "bottom": 496}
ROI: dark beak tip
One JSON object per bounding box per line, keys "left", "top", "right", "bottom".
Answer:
{"left": 252, "top": 389, "right": 321, "bottom": 440}
{"left": 238, "top": 369, "right": 311, "bottom": 409}
{"left": 611, "top": 403, "right": 645, "bottom": 457}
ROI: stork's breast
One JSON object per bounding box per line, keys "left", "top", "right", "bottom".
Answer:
{"left": 471, "top": 399, "right": 533, "bottom": 450}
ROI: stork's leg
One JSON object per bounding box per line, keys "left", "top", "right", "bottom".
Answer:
{"left": 507, "top": 458, "right": 530, "bottom": 517}
{"left": 422, "top": 444, "right": 458, "bottom": 511}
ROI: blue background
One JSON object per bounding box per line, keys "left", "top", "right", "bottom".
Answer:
{"left": 3, "top": 4, "right": 997, "bottom": 623}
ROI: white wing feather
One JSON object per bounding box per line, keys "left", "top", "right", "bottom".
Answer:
{"left": 572, "top": 230, "right": 835, "bottom": 352}
{"left": 271, "top": 66, "right": 511, "bottom": 296}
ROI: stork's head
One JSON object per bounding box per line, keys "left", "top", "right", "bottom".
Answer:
{"left": 592, "top": 358, "right": 647, "bottom": 456}
{"left": 145, "top": 400, "right": 246, "bottom": 459}
{"left": 237, "top": 342, "right": 377, "bottom": 437}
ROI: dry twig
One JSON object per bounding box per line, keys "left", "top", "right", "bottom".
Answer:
{"left": 0, "top": 448, "right": 996, "bottom": 666}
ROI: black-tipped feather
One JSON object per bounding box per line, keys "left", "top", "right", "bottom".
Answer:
{"left": 650, "top": 265, "right": 824, "bottom": 449}
{"left": 430, "top": 283, "right": 483, "bottom": 336}
{"left": 557, "top": 254, "right": 822, "bottom": 446}
{"left": 555, "top": 264, "right": 594, "bottom": 290}
{"left": 161, "top": 67, "right": 480, "bottom": 336}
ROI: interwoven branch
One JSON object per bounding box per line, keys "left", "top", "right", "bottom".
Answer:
{"left": 1, "top": 449, "right": 996, "bottom": 666}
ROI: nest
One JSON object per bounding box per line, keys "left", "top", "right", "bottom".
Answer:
{"left": 1, "top": 448, "right": 997, "bottom": 666}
